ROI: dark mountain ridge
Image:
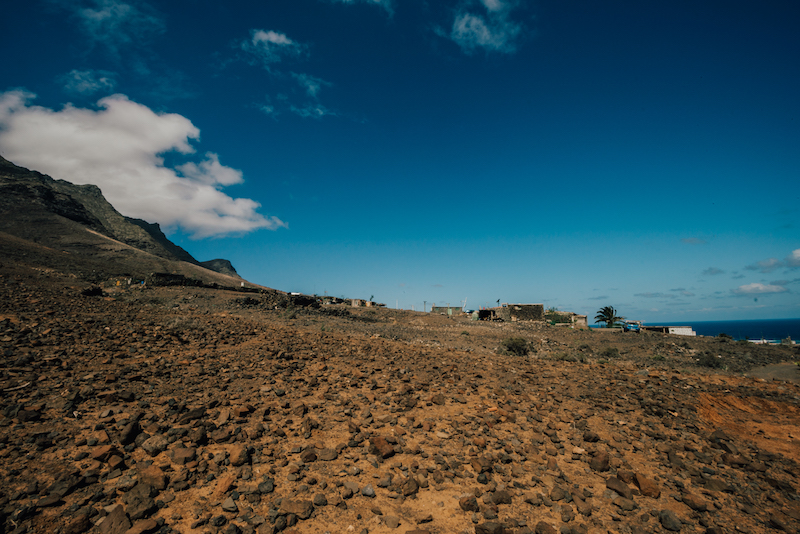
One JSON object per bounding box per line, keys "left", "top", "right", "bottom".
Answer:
{"left": 0, "top": 155, "right": 247, "bottom": 286}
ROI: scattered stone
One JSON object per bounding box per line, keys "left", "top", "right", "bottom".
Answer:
{"left": 281, "top": 499, "right": 314, "bottom": 520}
{"left": 370, "top": 436, "right": 396, "bottom": 459}
{"left": 222, "top": 496, "right": 238, "bottom": 513}
{"left": 229, "top": 444, "right": 250, "bottom": 466}
{"left": 606, "top": 477, "right": 633, "bottom": 500}
{"left": 125, "top": 518, "right": 159, "bottom": 534}
{"left": 36, "top": 493, "right": 62, "bottom": 507}
{"left": 460, "top": 495, "right": 480, "bottom": 512}
{"left": 535, "top": 521, "right": 558, "bottom": 534}
{"left": 300, "top": 449, "right": 317, "bottom": 463}
{"left": 613, "top": 497, "right": 637, "bottom": 511}
{"left": 583, "top": 431, "right": 600, "bottom": 442}
{"left": 318, "top": 447, "right": 338, "bottom": 461}
{"left": 659, "top": 510, "right": 683, "bottom": 532}
{"left": 682, "top": 492, "right": 709, "bottom": 512}
{"left": 141, "top": 435, "right": 169, "bottom": 457}
{"left": 589, "top": 451, "right": 610, "bottom": 472}
{"left": 171, "top": 446, "right": 196, "bottom": 465}
{"left": 139, "top": 465, "right": 167, "bottom": 491}
{"left": 99, "top": 504, "right": 131, "bottom": 534}
{"left": 492, "top": 489, "right": 513, "bottom": 504}
{"left": 124, "top": 483, "right": 157, "bottom": 521}
{"left": 634, "top": 473, "right": 660, "bottom": 498}
{"left": 63, "top": 514, "right": 92, "bottom": 534}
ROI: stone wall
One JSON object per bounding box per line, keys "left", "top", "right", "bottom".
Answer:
{"left": 494, "top": 304, "right": 544, "bottom": 322}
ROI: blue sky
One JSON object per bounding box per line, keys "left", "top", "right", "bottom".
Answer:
{"left": 1, "top": 0, "right": 799, "bottom": 322}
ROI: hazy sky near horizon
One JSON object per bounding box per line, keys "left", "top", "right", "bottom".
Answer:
{"left": 1, "top": 0, "right": 799, "bottom": 322}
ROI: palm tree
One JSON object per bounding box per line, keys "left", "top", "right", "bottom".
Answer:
{"left": 595, "top": 306, "right": 624, "bottom": 328}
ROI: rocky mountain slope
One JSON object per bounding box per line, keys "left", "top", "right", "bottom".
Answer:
{"left": 0, "top": 155, "right": 241, "bottom": 286}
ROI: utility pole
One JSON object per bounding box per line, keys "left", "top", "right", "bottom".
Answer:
{"left": 424, "top": 301, "right": 426, "bottom": 313}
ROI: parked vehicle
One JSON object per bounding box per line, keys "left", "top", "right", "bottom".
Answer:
{"left": 622, "top": 322, "right": 641, "bottom": 333}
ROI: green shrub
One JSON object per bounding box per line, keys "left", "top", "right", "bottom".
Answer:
{"left": 551, "top": 352, "right": 585, "bottom": 363}
{"left": 600, "top": 347, "right": 620, "bottom": 359}
{"left": 698, "top": 351, "right": 723, "bottom": 368}
{"left": 500, "top": 337, "right": 530, "bottom": 356}
{"left": 545, "top": 312, "right": 573, "bottom": 324}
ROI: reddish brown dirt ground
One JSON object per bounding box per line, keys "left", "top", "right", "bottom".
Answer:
{"left": 1, "top": 263, "right": 799, "bottom": 534}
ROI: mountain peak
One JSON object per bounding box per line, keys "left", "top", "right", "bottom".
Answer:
{"left": 0, "top": 156, "right": 243, "bottom": 282}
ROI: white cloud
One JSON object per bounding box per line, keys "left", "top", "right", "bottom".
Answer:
{"left": 59, "top": 69, "right": 117, "bottom": 95}
{"left": 446, "top": 0, "right": 524, "bottom": 54}
{"left": 0, "top": 91, "right": 286, "bottom": 238}
{"left": 289, "top": 103, "right": 336, "bottom": 119}
{"left": 176, "top": 153, "right": 243, "bottom": 187}
{"left": 54, "top": 1, "right": 190, "bottom": 100}
{"left": 238, "top": 30, "right": 338, "bottom": 120}
{"left": 481, "top": 0, "right": 508, "bottom": 13}
{"left": 785, "top": 248, "right": 800, "bottom": 268}
{"left": 241, "top": 29, "right": 304, "bottom": 70}
{"left": 292, "top": 73, "right": 331, "bottom": 99}
{"left": 745, "top": 249, "right": 800, "bottom": 273}
{"left": 732, "top": 283, "right": 788, "bottom": 295}
{"left": 65, "top": 0, "right": 165, "bottom": 57}
{"left": 745, "top": 257, "right": 781, "bottom": 273}
{"left": 702, "top": 267, "right": 725, "bottom": 276}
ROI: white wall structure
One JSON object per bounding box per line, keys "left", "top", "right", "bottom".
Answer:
{"left": 667, "top": 327, "right": 696, "bottom": 336}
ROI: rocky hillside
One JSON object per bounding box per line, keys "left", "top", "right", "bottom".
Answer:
{"left": 199, "top": 259, "right": 240, "bottom": 278}
{"left": 0, "top": 155, "right": 243, "bottom": 286}
{"left": 0, "top": 252, "right": 798, "bottom": 534}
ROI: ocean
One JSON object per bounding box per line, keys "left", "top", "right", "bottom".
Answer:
{"left": 651, "top": 318, "right": 800, "bottom": 341}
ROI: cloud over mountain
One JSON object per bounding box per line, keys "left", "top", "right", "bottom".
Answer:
{"left": 0, "top": 91, "right": 285, "bottom": 238}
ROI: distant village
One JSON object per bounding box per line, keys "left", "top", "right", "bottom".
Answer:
{"left": 330, "top": 298, "right": 700, "bottom": 336}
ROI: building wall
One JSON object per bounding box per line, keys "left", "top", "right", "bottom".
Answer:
{"left": 573, "top": 315, "right": 588, "bottom": 327}
{"left": 668, "top": 327, "right": 696, "bottom": 336}
{"left": 431, "top": 306, "right": 462, "bottom": 315}
{"left": 642, "top": 325, "right": 697, "bottom": 336}
{"left": 494, "top": 304, "right": 545, "bottom": 322}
